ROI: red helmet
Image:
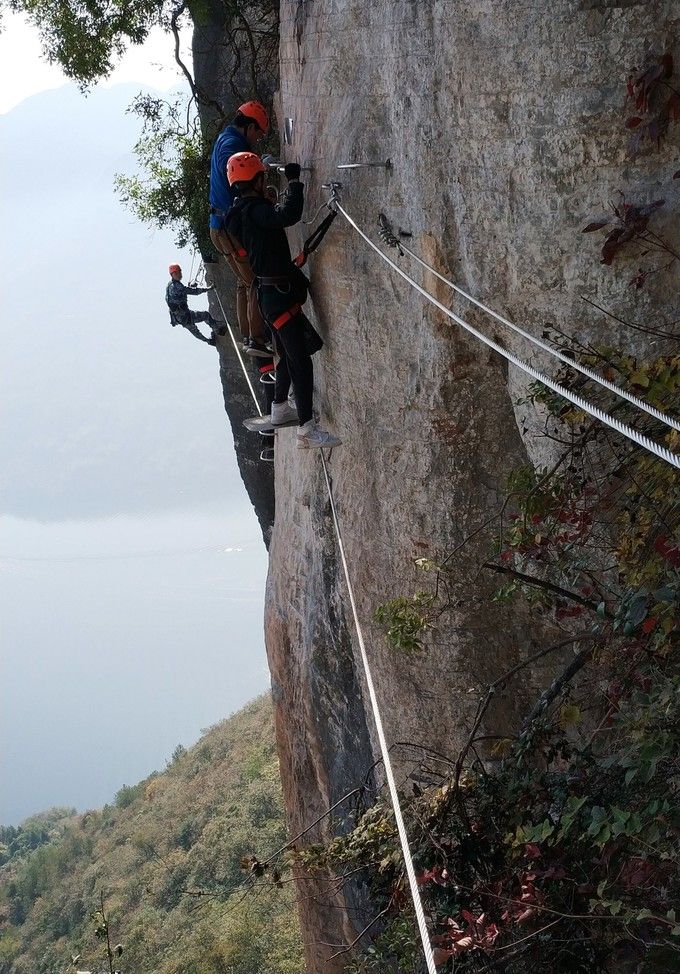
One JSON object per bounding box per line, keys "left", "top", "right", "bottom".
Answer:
{"left": 238, "top": 100, "right": 269, "bottom": 134}
{"left": 227, "top": 151, "right": 267, "bottom": 186}
{"left": 168, "top": 263, "right": 181, "bottom": 274}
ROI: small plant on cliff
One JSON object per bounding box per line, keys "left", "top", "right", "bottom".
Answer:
{"left": 625, "top": 49, "right": 680, "bottom": 156}
{"left": 582, "top": 193, "right": 680, "bottom": 287}
{"left": 374, "top": 592, "right": 434, "bottom": 653}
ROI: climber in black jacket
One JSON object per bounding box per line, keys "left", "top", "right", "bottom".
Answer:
{"left": 225, "top": 152, "right": 341, "bottom": 450}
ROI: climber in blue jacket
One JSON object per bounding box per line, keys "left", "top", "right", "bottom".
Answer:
{"left": 209, "top": 100, "right": 271, "bottom": 358}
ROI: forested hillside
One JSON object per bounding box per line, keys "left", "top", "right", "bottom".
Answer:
{"left": 0, "top": 696, "right": 303, "bottom": 974}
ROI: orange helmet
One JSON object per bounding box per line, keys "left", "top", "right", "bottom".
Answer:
{"left": 238, "top": 100, "right": 269, "bottom": 134}
{"left": 168, "top": 263, "right": 181, "bottom": 274}
{"left": 227, "top": 151, "right": 267, "bottom": 186}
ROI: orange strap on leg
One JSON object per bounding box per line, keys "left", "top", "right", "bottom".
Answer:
{"left": 271, "top": 304, "right": 302, "bottom": 330}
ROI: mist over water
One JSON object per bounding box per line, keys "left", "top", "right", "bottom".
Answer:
{"left": 0, "top": 85, "right": 269, "bottom": 824}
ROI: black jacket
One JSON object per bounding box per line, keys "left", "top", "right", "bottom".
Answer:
{"left": 226, "top": 182, "right": 304, "bottom": 278}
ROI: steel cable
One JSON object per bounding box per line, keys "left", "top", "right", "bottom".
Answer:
{"left": 379, "top": 223, "right": 680, "bottom": 434}
{"left": 334, "top": 201, "right": 679, "bottom": 471}
{"left": 211, "top": 285, "right": 263, "bottom": 417}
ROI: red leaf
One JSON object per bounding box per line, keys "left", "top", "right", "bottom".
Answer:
{"left": 625, "top": 116, "right": 643, "bottom": 129}
{"left": 642, "top": 618, "right": 657, "bottom": 634}
{"left": 654, "top": 535, "right": 680, "bottom": 567}
{"left": 630, "top": 269, "right": 649, "bottom": 290}
{"left": 582, "top": 220, "right": 609, "bottom": 233}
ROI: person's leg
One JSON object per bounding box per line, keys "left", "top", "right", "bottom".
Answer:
{"left": 183, "top": 317, "right": 214, "bottom": 344}
{"left": 193, "top": 310, "right": 225, "bottom": 336}
{"left": 246, "top": 278, "right": 267, "bottom": 345}
{"left": 258, "top": 360, "right": 276, "bottom": 414}
{"left": 274, "top": 313, "right": 314, "bottom": 426}
{"left": 210, "top": 227, "right": 250, "bottom": 338}
{"left": 220, "top": 231, "right": 268, "bottom": 344}
{"left": 271, "top": 328, "right": 291, "bottom": 405}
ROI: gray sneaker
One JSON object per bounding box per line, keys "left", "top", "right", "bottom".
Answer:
{"left": 271, "top": 400, "right": 298, "bottom": 426}
{"left": 296, "top": 421, "right": 342, "bottom": 449}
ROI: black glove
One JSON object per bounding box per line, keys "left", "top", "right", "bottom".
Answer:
{"left": 284, "top": 162, "right": 301, "bottom": 181}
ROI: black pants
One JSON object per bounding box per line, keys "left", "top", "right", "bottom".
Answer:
{"left": 258, "top": 285, "right": 314, "bottom": 426}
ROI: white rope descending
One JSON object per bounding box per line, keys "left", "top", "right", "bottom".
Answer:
{"left": 212, "top": 275, "right": 439, "bottom": 970}
{"left": 334, "top": 202, "right": 680, "bottom": 471}
{"left": 391, "top": 233, "right": 680, "bottom": 434}
{"left": 319, "top": 451, "right": 439, "bottom": 974}
{"left": 211, "top": 286, "right": 263, "bottom": 417}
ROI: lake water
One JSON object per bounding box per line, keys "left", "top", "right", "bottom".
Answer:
{"left": 0, "top": 83, "right": 270, "bottom": 824}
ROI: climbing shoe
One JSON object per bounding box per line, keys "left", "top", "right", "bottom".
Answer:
{"left": 296, "top": 420, "right": 342, "bottom": 449}
{"left": 271, "top": 400, "right": 298, "bottom": 426}
{"left": 245, "top": 340, "right": 273, "bottom": 359}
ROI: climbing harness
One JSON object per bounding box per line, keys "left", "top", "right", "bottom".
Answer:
{"left": 378, "top": 216, "right": 680, "bottom": 435}
{"left": 327, "top": 193, "right": 679, "bottom": 471}
{"left": 270, "top": 303, "right": 303, "bottom": 329}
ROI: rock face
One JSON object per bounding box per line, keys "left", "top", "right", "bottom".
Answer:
{"left": 258, "top": 2, "right": 679, "bottom": 970}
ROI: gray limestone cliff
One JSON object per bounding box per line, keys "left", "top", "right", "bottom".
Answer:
{"left": 196, "top": 2, "right": 679, "bottom": 969}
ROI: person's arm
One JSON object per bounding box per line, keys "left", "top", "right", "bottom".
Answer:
{"left": 252, "top": 167, "right": 304, "bottom": 230}
{"left": 185, "top": 286, "right": 205, "bottom": 295}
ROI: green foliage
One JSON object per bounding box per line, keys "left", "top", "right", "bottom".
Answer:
{"left": 0, "top": 696, "right": 304, "bottom": 974}
{"left": 374, "top": 591, "right": 433, "bottom": 653}
{"left": 115, "top": 94, "right": 215, "bottom": 255}
{"left": 0, "top": 807, "right": 75, "bottom": 867}
{"left": 292, "top": 349, "right": 680, "bottom": 971}
{"left": 9, "top": 0, "right": 173, "bottom": 86}
{"left": 114, "top": 783, "right": 143, "bottom": 809}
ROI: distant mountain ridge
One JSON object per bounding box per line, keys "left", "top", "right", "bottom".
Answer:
{"left": 0, "top": 695, "right": 303, "bottom": 974}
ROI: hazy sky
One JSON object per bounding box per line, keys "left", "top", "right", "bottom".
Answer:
{"left": 0, "top": 16, "right": 270, "bottom": 824}
{"left": 0, "top": 12, "right": 185, "bottom": 112}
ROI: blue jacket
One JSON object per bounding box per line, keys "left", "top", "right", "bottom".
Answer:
{"left": 209, "top": 125, "right": 251, "bottom": 229}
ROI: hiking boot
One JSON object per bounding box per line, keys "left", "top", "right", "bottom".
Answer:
{"left": 296, "top": 420, "right": 342, "bottom": 449}
{"left": 245, "top": 340, "right": 273, "bottom": 359}
{"left": 271, "top": 400, "right": 298, "bottom": 426}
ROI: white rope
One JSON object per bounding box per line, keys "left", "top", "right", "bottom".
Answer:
{"left": 334, "top": 202, "right": 680, "bottom": 471}
{"left": 213, "top": 270, "right": 438, "bottom": 970}
{"left": 395, "top": 238, "right": 680, "bottom": 434}
{"left": 319, "top": 452, "right": 439, "bottom": 974}
{"left": 211, "top": 285, "right": 263, "bottom": 417}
